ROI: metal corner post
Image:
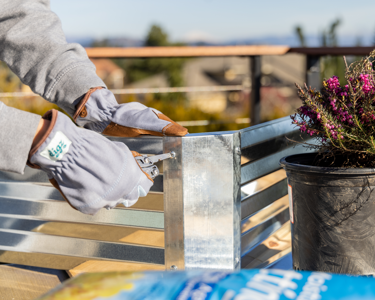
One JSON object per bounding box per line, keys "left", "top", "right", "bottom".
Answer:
{"left": 163, "top": 132, "right": 241, "bottom": 270}
{"left": 163, "top": 136, "right": 184, "bottom": 270}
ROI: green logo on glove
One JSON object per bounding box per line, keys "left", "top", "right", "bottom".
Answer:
{"left": 40, "top": 131, "right": 72, "bottom": 162}
{"left": 48, "top": 140, "right": 67, "bottom": 159}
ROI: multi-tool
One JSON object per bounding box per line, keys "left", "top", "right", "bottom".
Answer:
{"left": 135, "top": 151, "right": 176, "bottom": 179}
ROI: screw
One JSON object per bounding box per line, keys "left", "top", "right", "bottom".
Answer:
{"left": 170, "top": 151, "right": 176, "bottom": 158}
{"left": 170, "top": 265, "right": 178, "bottom": 270}
{"left": 235, "top": 257, "right": 240, "bottom": 264}
{"left": 144, "top": 157, "right": 150, "bottom": 164}
{"left": 235, "top": 147, "right": 241, "bottom": 155}
{"left": 151, "top": 169, "right": 159, "bottom": 177}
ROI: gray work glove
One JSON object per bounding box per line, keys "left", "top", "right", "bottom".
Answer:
{"left": 73, "top": 87, "right": 188, "bottom": 137}
{"left": 28, "top": 109, "right": 153, "bottom": 215}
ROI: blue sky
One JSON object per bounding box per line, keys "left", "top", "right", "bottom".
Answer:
{"left": 51, "top": 0, "right": 375, "bottom": 44}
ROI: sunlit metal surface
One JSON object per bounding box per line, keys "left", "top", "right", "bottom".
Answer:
{"left": 241, "top": 222, "right": 291, "bottom": 269}
{"left": 241, "top": 144, "right": 313, "bottom": 184}
{"left": 108, "top": 136, "right": 164, "bottom": 155}
{"left": 164, "top": 132, "right": 241, "bottom": 270}
{"left": 0, "top": 229, "right": 164, "bottom": 265}
{"left": 0, "top": 118, "right": 305, "bottom": 271}
{"left": 241, "top": 117, "right": 297, "bottom": 150}
{"left": 0, "top": 196, "right": 164, "bottom": 229}
{"left": 163, "top": 137, "right": 185, "bottom": 270}
{"left": 241, "top": 178, "right": 287, "bottom": 220}
{"left": 241, "top": 207, "right": 289, "bottom": 255}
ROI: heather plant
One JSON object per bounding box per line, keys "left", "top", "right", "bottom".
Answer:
{"left": 291, "top": 50, "right": 375, "bottom": 167}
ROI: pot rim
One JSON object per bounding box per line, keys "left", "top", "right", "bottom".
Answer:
{"left": 280, "top": 153, "right": 375, "bottom": 175}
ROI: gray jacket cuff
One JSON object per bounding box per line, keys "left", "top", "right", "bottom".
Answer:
{"left": 47, "top": 64, "right": 106, "bottom": 117}
{"left": 0, "top": 103, "right": 41, "bottom": 174}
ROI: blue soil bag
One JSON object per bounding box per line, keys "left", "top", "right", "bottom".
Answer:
{"left": 38, "top": 269, "right": 375, "bottom": 300}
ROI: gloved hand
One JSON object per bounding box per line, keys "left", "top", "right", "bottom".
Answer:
{"left": 28, "top": 109, "right": 153, "bottom": 215}
{"left": 73, "top": 87, "right": 188, "bottom": 137}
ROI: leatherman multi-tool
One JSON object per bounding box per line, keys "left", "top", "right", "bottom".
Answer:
{"left": 135, "top": 151, "right": 176, "bottom": 179}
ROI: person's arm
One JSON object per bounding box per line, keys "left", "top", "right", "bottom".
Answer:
{"left": 0, "top": 0, "right": 105, "bottom": 116}
{"left": 0, "top": 102, "right": 40, "bottom": 173}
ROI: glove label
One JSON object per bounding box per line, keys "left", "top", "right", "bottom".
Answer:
{"left": 40, "top": 131, "right": 72, "bottom": 162}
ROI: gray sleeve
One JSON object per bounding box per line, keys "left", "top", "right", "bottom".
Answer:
{"left": 0, "top": 0, "right": 106, "bottom": 116}
{"left": 0, "top": 102, "right": 40, "bottom": 174}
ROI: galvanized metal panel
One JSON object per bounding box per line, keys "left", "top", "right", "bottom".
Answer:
{"left": 240, "top": 117, "right": 293, "bottom": 149}
{"left": 163, "top": 137, "right": 185, "bottom": 270}
{"left": 241, "top": 207, "right": 289, "bottom": 255}
{"left": 108, "top": 136, "right": 164, "bottom": 155}
{"left": 0, "top": 196, "right": 164, "bottom": 229}
{"left": 0, "top": 181, "right": 64, "bottom": 201}
{"left": 0, "top": 167, "right": 49, "bottom": 183}
{"left": 0, "top": 229, "right": 164, "bottom": 265}
{"left": 164, "top": 132, "right": 241, "bottom": 270}
{"left": 241, "top": 143, "right": 314, "bottom": 184}
{"left": 241, "top": 178, "right": 288, "bottom": 220}
{"left": 240, "top": 129, "right": 307, "bottom": 165}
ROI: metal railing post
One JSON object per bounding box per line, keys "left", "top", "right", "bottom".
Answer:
{"left": 163, "top": 132, "right": 241, "bottom": 270}
{"left": 250, "top": 56, "right": 261, "bottom": 125}
{"left": 306, "top": 55, "right": 321, "bottom": 90}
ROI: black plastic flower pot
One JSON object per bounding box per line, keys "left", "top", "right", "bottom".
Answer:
{"left": 280, "top": 153, "right": 375, "bottom": 275}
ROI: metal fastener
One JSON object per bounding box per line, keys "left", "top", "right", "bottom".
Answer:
{"left": 235, "top": 147, "right": 241, "bottom": 155}
{"left": 170, "top": 265, "right": 178, "bottom": 270}
{"left": 170, "top": 151, "right": 176, "bottom": 158}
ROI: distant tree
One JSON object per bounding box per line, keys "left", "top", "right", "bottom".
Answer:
{"left": 324, "top": 19, "right": 340, "bottom": 47}
{"left": 116, "top": 24, "right": 187, "bottom": 88}
{"left": 145, "top": 25, "right": 169, "bottom": 47}
{"left": 295, "top": 26, "right": 306, "bottom": 47}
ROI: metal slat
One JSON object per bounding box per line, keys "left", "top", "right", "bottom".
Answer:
{"left": 0, "top": 216, "right": 46, "bottom": 231}
{"left": 0, "top": 167, "right": 49, "bottom": 183}
{"left": 240, "top": 116, "right": 313, "bottom": 166}
{"left": 241, "top": 178, "right": 288, "bottom": 220}
{"left": 108, "top": 136, "right": 164, "bottom": 155}
{"left": 0, "top": 174, "right": 163, "bottom": 193}
{"left": 240, "top": 130, "right": 307, "bottom": 165}
{"left": 0, "top": 181, "right": 63, "bottom": 200}
{"left": 241, "top": 208, "right": 289, "bottom": 256}
{"left": 241, "top": 143, "right": 314, "bottom": 185}
{"left": 0, "top": 181, "right": 164, "bottom": 211}
{"left": 240, "top": 117, "right": 294, "bottom": 149}
{"left": 0, "top": 229, "right": 164, "bottom": 265}
{"left": 0, "top": 197, "right": 164, "bottom": 229}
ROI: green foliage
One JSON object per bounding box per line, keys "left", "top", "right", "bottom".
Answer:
{"left": 295, "top": 26, "right": 305, "bottom": 47}
{"left": 113, "top": 25, "right": 187, "bottom": 87}
{"left": 145, "top": 25, "right": 169, "bottom": 47}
